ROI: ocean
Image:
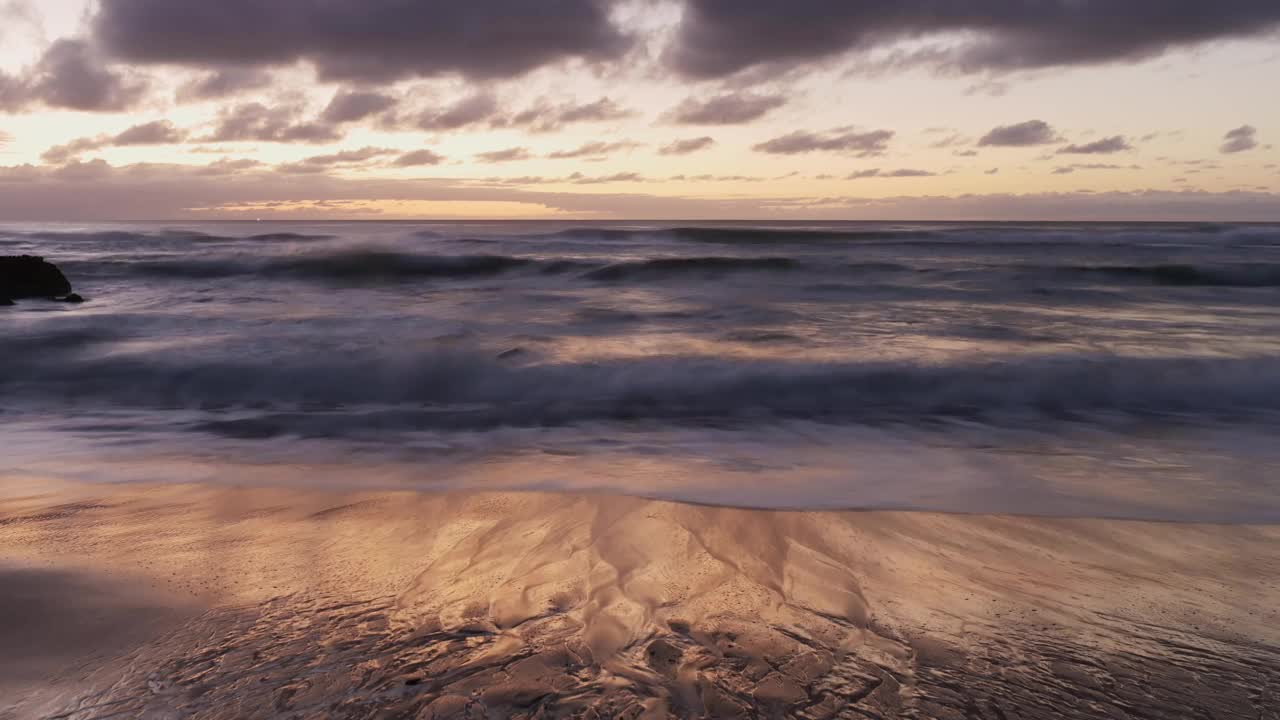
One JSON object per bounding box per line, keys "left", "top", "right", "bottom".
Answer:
{"left": 3, "top": 220, "right": 1279, "bottom": 522}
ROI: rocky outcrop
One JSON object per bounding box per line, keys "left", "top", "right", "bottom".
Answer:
{"left": 0, "top": 255, "right": 75, "bottom": 301}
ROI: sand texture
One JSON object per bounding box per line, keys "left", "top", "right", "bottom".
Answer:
{"left": 2, "top": 478, "right": 1278, "bottom": 719}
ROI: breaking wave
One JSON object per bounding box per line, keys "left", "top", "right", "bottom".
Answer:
{"left": 584, "top": 256, "right": 799, "bottom": 281}
{"left": 78, "top": 251, "right": 814, "bottom": 284}
{"left": 4, "top": 349, "right": 1278, "bottom": 434}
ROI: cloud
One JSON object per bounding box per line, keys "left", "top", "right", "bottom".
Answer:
{"left": 666, "top": 92, "right": 786, "bottom": 124}
{"left": 665, "top": 2, "right": 1280, "bottom": 79}
{"left": 555, "top": 97, "right": 630, "bottom": 124}
{"left": 41, "top": 120, "right": 188, "bottom": 163}
{"left": 0, "top": 74, "right": 26, "bottom": 111}
{"left": 658, "top": 136, "right": 716, "bottom": 156}
{"left": 417, "top": 93, "right": 500, "bottom": 130}
{"left": 41, "top": 138, "right": 102, "bottom": 164}
{"left": 91, "top": 0, "right": 631, "bottom": 82}
{"left": 547, "top": 140, "right": 641, "bottom": 159}
{"left": 4, "top": 160, "right": 1280, "bottom": 221}
{"left": 847, "top": 168, "right": 936, "bottom": 179}
{"left": 194, "top": 157, "right": 263, "bottom": 175}
{"left": 393, "top": 149, "right": 446, "bottom": 167}
{"left": 1220, "top": 125, "right": 1259, "bottom": 153}
{"left": 204, "top": 102, "right": 342, "bottom": 143}
{"left": 300, "top": 147, "right": 395, "bottom": 166}
{"left": 322, "top": 90, "right": 397, "bottom": 124}
{"left": 498, "top": 97, "right": 632, "bottom": 133}
{"left": 115, "top": 120, "right": 187, "bottom": 145}
{"left": 978, "top": 120, "right": 1059, "bottom": 147}
{"left": 928, "top": 133, "right": 971, "bottom": 149}
{"left": 176, "top": 68, "right": 273, "bottom": 102}
{"left": 753, "top": 127, "right": 893, "bottom": 156}
{"left": 568, "top": 171, "right": 646, "bottom": 184}
{"left": 1053, "top": 163, "right": 1141, "bottom": 174}
{"left": 1058, "top": 135, "right": 1133, "bottom": 154}
{"left": 277, "top": 146, "right": 396, "bottom": 174}
{"left": 1, "top": 38, "right": 148, "bottom": 113}
{"left": 406, "top": 95, "right": 630, "bottom": 133}
{"left": 475, "top": 147, "right": 532, "bottom": 163}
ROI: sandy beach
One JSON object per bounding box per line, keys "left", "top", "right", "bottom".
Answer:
{"left": 2, "top": 476, "right": 1277, "bottom": 719}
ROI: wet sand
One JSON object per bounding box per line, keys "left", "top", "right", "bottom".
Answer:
{"left": 2, "top": 476, "right": 1278, "bottom": 719}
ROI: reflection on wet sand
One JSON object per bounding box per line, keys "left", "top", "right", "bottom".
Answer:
{"left": 2, "top": 478, "right": 1277, "bottom": 719}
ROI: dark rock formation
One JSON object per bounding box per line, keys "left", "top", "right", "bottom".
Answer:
{"left": 0, "top": 255, "right": 74, "bottom": 300}
{"left": 1, "top": 255, "right": 74, "bottom": 297}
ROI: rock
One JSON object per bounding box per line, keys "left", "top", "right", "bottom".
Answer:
{"left": 59, "top": 293, "right": 86, "bottom": 303}
{"left": 645, "top": 638, "right": 683, "bottom": 676}
{"left": 0, "top": 296, "right": 13, "bottom": 307}
{"left": 0, "top": 255, "right": 73, "bottom": 299}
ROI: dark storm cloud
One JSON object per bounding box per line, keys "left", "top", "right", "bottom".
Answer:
{"left": 204, "top": 103, "right": 343, "bottom": 144}
{"left": 0, "top": 39, "right": 147, "bottom": 113}
{"left": 977, "top": 120, "right": 1059, "bottom": 147}
{"left": 658, "top": 136, "right": 716, "bottom": 156}
{"left": 41, "top": 120, "right": 188, "bottom": 163}
{"left": 753, "top": 128, "right": 893, "bottom": 156}
{"left": 666, "top": 93, "right": 786, "bottom": 125}
{"left": 1059, "top": 136, "right": 1133, "bottom": 154}
{"left": 547, "top": 140, "right": 641, "bottom": 159}
{"left": 666, "top": 1, "right": 1280, "bottom": 79}
{"left": 475, "top": 147, "right": 532, "bottom": 163}
{"left": 91, "top": 0, "right": 631, "bottom": 82}
{"left": 393, "top": 149, "right": 446, "bottom": 167}
{"left": 847, "top": 168, "right": 936, "bottom": 179}
{"left": 1220, "top": 125, "right": 1259, "bottom": 153}
{"left": 321, "top": 90, "right": 397, "bottom": 124}
{"left": 176, "top": 68, "right": 273, "bottom": 102}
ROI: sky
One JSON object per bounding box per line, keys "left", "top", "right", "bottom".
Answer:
{"left": 1, "top": 0, "right": 1279, "bottom": 221}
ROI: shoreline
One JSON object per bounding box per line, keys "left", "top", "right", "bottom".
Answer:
{"left": 3, "top": 477, "right": 1278, "bottom": 718}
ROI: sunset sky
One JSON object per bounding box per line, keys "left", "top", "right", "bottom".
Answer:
{"left": 2, "top": 0, "right": 1279, "bottom": 220}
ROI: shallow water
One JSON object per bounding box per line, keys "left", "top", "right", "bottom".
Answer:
{"left": 3, "top": 220, "right": 1280, "bottom": 521}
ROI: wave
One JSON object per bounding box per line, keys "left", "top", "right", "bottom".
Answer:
{"left": 115, "top": 251, "right": 574, "bottom": 282}
{"left": 20, "top": 229, "right": 333, "bottom": 244}
{"left": 584, "top": 256, "right": 799, "bottom": 281}
{"left": 528, "top": 226, "right": 941, "bottom": 244}
{"left": 1060, "top": 264, "right": 1280, "bottom": 288}
{"left": 4, "top": 350, "right": 1278, "bottom": 433}
{"left": 81, "top": 250, "right": 815, "bottom": 284}
{"left": 519, "top": 223, "right": 1280, "bottom": 250}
